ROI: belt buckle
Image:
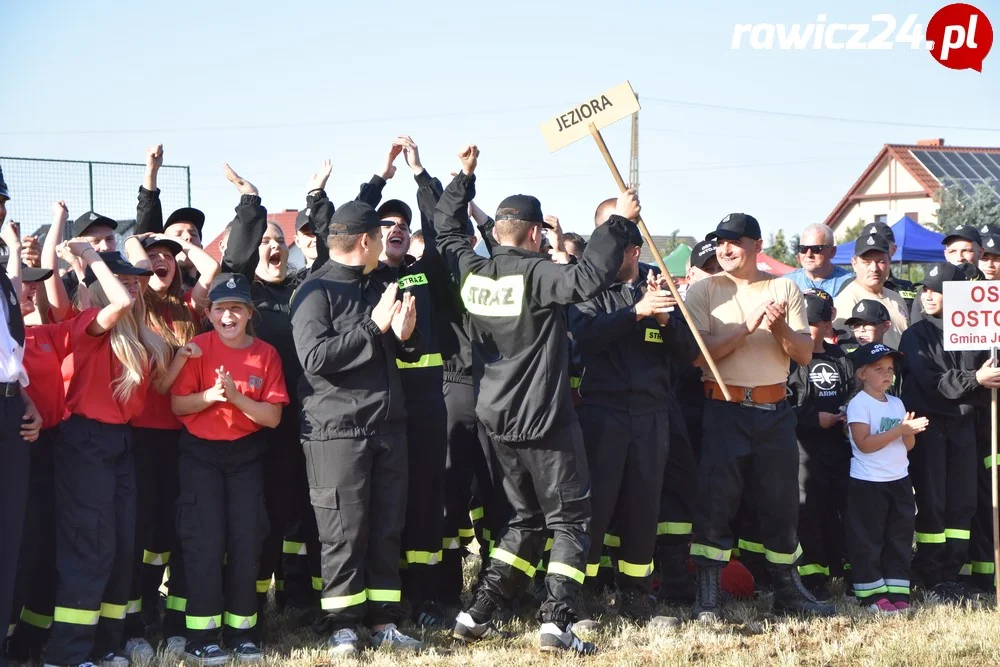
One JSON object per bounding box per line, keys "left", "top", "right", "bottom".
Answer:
{"left": 740, "top": 387, "right": 776, "bottom": 411}
{"left": 4, "top": 383, "right": 17, "bottom": 398}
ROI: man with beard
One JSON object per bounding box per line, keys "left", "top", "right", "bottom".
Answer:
{"left": 833, "top": 233, "right": 909, "bottom": 349}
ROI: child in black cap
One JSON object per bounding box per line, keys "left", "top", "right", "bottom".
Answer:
{"left": 787, "top": 290, "right": 853, "bottom": 600}
{"left": 899, "top": 262, "right": 1000, "bottom": 602}
{"left": 844, "top": 343, "right": 926, "bottom": 613}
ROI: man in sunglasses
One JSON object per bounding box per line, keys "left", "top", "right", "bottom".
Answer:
{"left": 786, "top": 224, "right": 854, "bottom": 297}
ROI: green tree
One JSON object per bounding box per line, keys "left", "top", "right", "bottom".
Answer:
{"left": 764, "top": 229, "right": 797, "bottom": 266}
{"left": 839, "top": 218, "right": 868, "bottom": 244}
{"left": 660, "top": 229, "right": 681, "bottom": 255}
{"left": 931, "top": 180, "right": 1000, "bottom": 232}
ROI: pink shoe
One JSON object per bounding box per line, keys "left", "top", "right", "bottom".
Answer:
{"left": 893, "top": 601, "right": 911, "bottom": 613}
{"left": 868, "top": 598, "right": 898, "bottom": 614}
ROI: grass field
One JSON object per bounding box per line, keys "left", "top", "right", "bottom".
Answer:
{"left": 151, "top": 560, "right": 1000, "bottom": 667}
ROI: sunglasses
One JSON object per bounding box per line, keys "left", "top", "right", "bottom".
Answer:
{"left": 797, "top": 245, "right": 831, "bottom": 254}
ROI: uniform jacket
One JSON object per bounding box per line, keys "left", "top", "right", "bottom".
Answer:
{"left": 899, "top": 315, "right": 988, "bottom": 417}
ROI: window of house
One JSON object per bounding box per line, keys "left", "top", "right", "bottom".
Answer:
{"left": 874, "top": 214, "right": 887, "bottom": 224}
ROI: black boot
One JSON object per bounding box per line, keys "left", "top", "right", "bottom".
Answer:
{"left": 691, "top": 564, "right": 723, "bottom": 622}
{"left": 657, "top": 543, "right": 696, "bottom": 603}
{"left": 770, "top": 565, "right": 836, "bottom": 616}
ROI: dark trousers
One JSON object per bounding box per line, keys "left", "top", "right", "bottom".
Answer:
{"left": 658, "top": 397, "right": 696, "bottom": 548}
{"left": 969, "top": 409, "right": 996, "bottom": 588}
{"left": 845, "top": 476, "right": 914, "bottom": 602}
{"left": 479, "top": 422, "right": 591, "bottom": 624}
{"left": 124, "top": 427, "right": 180, "bottom": 639}
{"left": 279, "top": 439, "right": 321, "bottom": 611}
{"left": 400, "top": 395, "right": 448, "bottom": 610}
{"left": 690, "top": 400, "right": 800, "bottom": 567}
{"left": 304, "top": 432, "right": 408, "bottom": 630}
{"left": 0, "top": 393, "right": 30, "bottom": 648}
{"left": 47, "top": 415, "right": 135, "bottom": 666}
{"left": 8, "top": 427, "right": 57, "bottom": 656}
{"left": 910, "top": 415, "right": 977, "bottom": 586}
{"left": 796, "top": 437, "right": 850, "bottom": 586}
{"left": 440, "top": 381, "right": 510, "bottom": 603}
{"left": 177, "top": 431, "right": 268, "bottom": 646}
{"left": 578, "top": 406, "right": 667, "bottom": 594}
{"left": 257, "top": 411, "right": 301, "bottom": 604}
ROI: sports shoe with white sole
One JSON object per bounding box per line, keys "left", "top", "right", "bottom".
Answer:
{"left": 163, "top": 636, "right": 186, "bottom": 656}
{"left": 452, "top": 611, "right": 509, "bottom": 643}
{"left": 98, "top": 652, "right": 130, "bottom": 667}
{"left": 232, "top": 641, "right": 264, "bottom": 662}
{"left": 183, "top": 642, "right": 231, "bottom": 666}
{"left": 370, "top": 624, "right": 422, "bottom": 652}
{"left": 327, "top": 628, "right": 359, "bottom": 658}
{"left": 539, "top": 622, "right": 597, "bottom": 655}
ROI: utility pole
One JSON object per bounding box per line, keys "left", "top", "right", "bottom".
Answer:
{"left": 629, "top": 93, "right": 639, "bottom": 191}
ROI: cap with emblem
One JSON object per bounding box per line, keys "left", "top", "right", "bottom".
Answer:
{"left": 328, "top": 201, "right": 393, "bottom": 235}
{"left": 83, "top": 252, "right": 153, "bottom": 287}
{"left": 0, "top": 165, "right": 9, "bottom": 200}
{"left": 981, "top": 233, "right": 1000, "bottom": 255}
{"left": 73, "top": 211, "right": 119, "bottom": 238}
{"left": 942, "top": 225, "right": 982, "bottom": 246}
{"left": 295, "top": 208, "right": 313, "bottom": 233}
{"left": 918, "top": 262, "right": 966, "bottom": 293}
{"left": 854, "top": 233, "right": 891, "bottom": 257}
{"left": 0, "top": 255, "right": 52, "bottom": 283}
{"left": 851, "top": 342, "right": 902, "bottom": 369}
{"left": 978, "top": 223, "right": 1000, "bottom": 237}
{"left": 690, "top": 240, "right": 718, "bottom": 269}
{"left": 377, "top": 199, "right": 413, "bottom": 226}
{"left": 845, "top": 299, "right": 891, "bottom": 327}
{"left": 706, "top": 213, "right": 761, "bottom": 242}
{"left": 495, "top": 195, "right": 552, "bottom": 229}
{"left": 208, "top": 272, "right": 253, "bottom": 305}
{"left": 862, "top": 221, "right": 894, "bottom": 243}
{"left": 165, "top": 207, "right": 205, "bottom": 234}
{"left": 804, "top": 290, "right": 833, "bottom": 324}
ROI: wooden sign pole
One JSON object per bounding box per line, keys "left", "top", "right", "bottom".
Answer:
{"left": 992, "top": 377, "right": 999, "bottom": 607}
{"left": 588, "top": 122, "right": 732, "bottom": 402}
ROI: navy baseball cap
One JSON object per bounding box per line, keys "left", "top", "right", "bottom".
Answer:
{"left": 981, "top": 233, "right": 1000, "bottom": 255}
{"left": 978, "top": 222, "right": 1000, "bottom": 237}
{"left": 919, "top": 262, "right": 966, "bottom": 293}
{"left": 83, "top": 252, "right": 153, "bottom": 287}
{"left": 328, "top": 201, "right": 393, "bottom": 235}
{"left": 854, "top": 232, "right": 891, "bottom": 257}
{"left": 495, "top": 195, "right": 552, "bottom": 229}
{"left": 942, "top": 225, "right": 982, "bottom": 246}
{"left": 295, "top": 207, "right": 313, "bottom": 232}
{"left": 208, "top": 272, "right": 253, "bottom": 305}
{"left": 691, "top": 240, "right": 717, "bottom": 269}
{"left": 803, "top": 290, "right": 833, "bottom": 324}
{"left": 0, "top": 255, "right": 52, "bottom": 283}
{"left": 165, "top": 207, "right": 205, "bottom": 234}
{"left": 706, "top": 213, "right": 761, "bottom": 242}
{"left": 851, "top": 342, "right": 902, "bottom": 368}
{"left": 862, "top": 222, "right": 894, "bottom": 243}
{"left": 377, "top": 199, "right": 413, "bottom": 226}
{"left": 845, "top": 299, "right": 890, "bottom": 327}
{"left": 141, "top": 236, "right": 182, "bottom": 256}
{"left": 73, "top": 211, "right": 119, "bottom": 238}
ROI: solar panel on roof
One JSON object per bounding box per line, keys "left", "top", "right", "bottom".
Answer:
{"left": 911, "top": 149, "right": 1000, "bottom": 201}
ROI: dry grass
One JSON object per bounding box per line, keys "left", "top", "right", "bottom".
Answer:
{"left": 148, "top": 557, "right": 1000, "bottom": 666}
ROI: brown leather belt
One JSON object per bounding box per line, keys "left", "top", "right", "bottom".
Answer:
{"left": 704, "top": 381, "right": 786, "bottom": 406}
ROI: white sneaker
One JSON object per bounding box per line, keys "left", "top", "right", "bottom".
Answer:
{"left": 327, "top": 628, "right": 359, "bottom": 658}
{"left": 539, "top": 622, "right": 597, "bottom": 655}
{"left": 370, "top": 623, "right": 422, "bottom": 652}
{"left": 124, "top": 638, "right": 155, "bottom": 663}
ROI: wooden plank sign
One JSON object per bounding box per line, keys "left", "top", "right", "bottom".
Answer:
{"left": 540, "top": 81, "right": 640, "bottom": 152}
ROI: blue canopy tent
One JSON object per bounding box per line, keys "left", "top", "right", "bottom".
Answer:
{"left": 832, "top": 216, "right": 946, "bottom": 265}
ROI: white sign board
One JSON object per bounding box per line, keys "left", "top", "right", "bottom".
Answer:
{"left": 540, "top": 81, "right": 640, "bottom": 152}
{"left": 944, "top": 280, "right": 1000, "bottom": 350}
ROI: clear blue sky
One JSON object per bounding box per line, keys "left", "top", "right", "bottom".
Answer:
{"left": 3, "top": 0, "right": 998, "bottom": 247}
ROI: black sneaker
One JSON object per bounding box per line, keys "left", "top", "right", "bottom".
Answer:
{"left": 539, "top": 622, "right": 597, "bottom": 655}
{"left": 232, "top": 641, "right": 263, "bottom": 662}
{"left": 452, "top": 611, "right": 510, "bottom": 643}
{"left": 183, "top": 642, "right": 231, "bottom": 666}
{"left": 413, "top": 601, "right": 445, "bottom": 628}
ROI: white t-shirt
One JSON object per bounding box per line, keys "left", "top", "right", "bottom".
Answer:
{"left": 846, "top": 390, "right": 908, "bottom": 482}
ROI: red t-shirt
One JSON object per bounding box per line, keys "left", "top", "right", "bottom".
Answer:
{"left": 171, "top": 331, "right": 288, "bottom": 441}
{"left": 24, "top": 319, "right": 75, "bottom": 430}
{"left": 64, "top": 308, "right": 150, "bottom": 424}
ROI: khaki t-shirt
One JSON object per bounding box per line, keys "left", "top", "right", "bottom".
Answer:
{"left": 685, "top": 272, "right": 809, "bottom": 387}
{"left": 833, "top": 280, "right": 909, "bottom": 349}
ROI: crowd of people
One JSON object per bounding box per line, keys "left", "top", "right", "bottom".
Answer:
{"left": 0, "top": 137, "right": 999, "bottom": 667}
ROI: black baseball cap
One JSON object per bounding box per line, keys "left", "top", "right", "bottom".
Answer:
{"left": 691, "top": 240, "right": 718, "bottom": 269}
{"left": 295, "top": 208, "right": 313, "bottom": 233}
{"left": 978, "top": 222, "right": 1000, "bottom": 237}
{"left": 942, "top": 225, "right": 982, "bottom": 246}
{"left": 804, "top": 290, "right": 833, "bottom": 324}
{"left": 919, "top": 262, "right": 966, "bottom": 293}
{"left": 73, "top": 211, "right": 118, "bottom": 238}
{"left": 377, "top": 199, "right": 413, "bottom": 226}
{"left": 844, "top": 299, "right": 890, "bottom": 327}
{"left": 208, "top": 273, "right": 253, "bottom": 305}
{"left": 328, "top": 201, "right": 393, "bottom": 235}
{"left": 862, "top": 222, "right": 894, "bottom": 243}
{"left": 981, "top": 233, "right": 1000, "bottom": 255}
{"left": 706, "top": 213, "right": 761, "bottom": 242}
{"left": 83, "top": 251, "right": 153, "bottom": 286}
{"left": 0, "top": 165, "right": 9, "bottom": 200}
{"left": 495, "top": 195, "right": 553, "bottom": 229}
{"left": 854, "top": 232, "right": 891, "bottom": 257}
{"left": 851, "top": 342, "right": 902, "bottom": 369}
{"left": 141, "top": 236, "right": 182, "bottom": 256}
{"left": 165, "top": 207, "right": 205, "bottom": 234}
{"left": 0, "top": 256, "right": 52, "bottom": 283}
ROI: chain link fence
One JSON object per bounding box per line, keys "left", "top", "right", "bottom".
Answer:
{"left": 0, "top": 157, "right": 191, "bottom": 239}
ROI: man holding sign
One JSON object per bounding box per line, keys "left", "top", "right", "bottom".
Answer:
{"left": 435, "top": 145, "right": 636, "bottom": 654}
{"left": 683, "top": 213, "right": 835, "bottom": 621}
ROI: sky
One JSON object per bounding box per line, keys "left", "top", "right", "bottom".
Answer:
{"left": 2, "top": 0, "right": 999, "bottom": 248}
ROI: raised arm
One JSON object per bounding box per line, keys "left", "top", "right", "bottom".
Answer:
{"left": 41, "top": 201, "right": 73, "bottom": 321}
{"left": 434, "top": 147, "right": 490, "bottom": 284}
{"left": 356, "top": 142, "right": 402, "bottom": 209}
{"left": 305, "top": 159, "right": 334, "bottom": 271}
{"left": 220, "top": 164, "right": 267, "bottom": 278}
{"left": 61, "top": 240, "right": 134, "bottom": 335}
{"left": 136, "top": 144, "right": 165, "bottom": 235}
